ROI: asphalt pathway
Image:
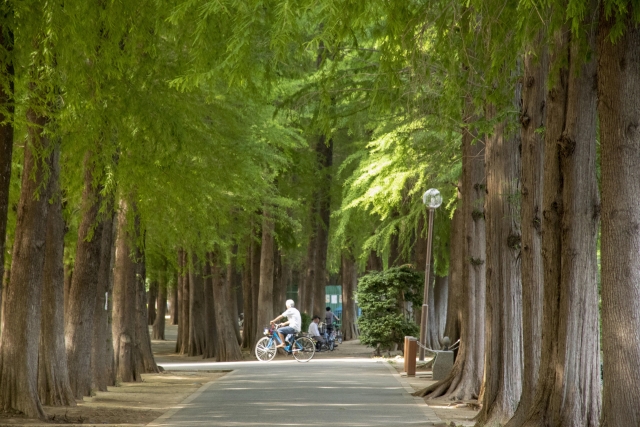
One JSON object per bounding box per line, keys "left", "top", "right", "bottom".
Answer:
{"left": 149, "top": 358, "right": 443, "bottom": 426}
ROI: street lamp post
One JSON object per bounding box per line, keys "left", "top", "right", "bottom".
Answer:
{"left": 419, "top": 188, "right": 442, "bottom": 361}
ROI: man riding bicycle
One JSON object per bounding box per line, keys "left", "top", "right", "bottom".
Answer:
{"left": 271, "top": 299, "right": 301, "bottom": 349}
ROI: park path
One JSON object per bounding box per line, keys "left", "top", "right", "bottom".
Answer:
{"left": 149, "top": 358, "right": 444, "bottom": 426}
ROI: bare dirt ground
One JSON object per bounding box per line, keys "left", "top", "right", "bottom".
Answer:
{"left": 0, "top": 323, "right": 476, "bottom": 426}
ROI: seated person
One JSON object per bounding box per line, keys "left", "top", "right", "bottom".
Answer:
{"left": 308, "top": 316, "right": 325, "bottom": 349}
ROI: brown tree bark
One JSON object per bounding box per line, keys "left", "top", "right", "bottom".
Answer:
{"left": 133, "top": 244, "right": 158, "bottom": 374}
{"left": 415, "top": 101, "right": 485, "bottom": 401}
{"left": 598, "top": 8, "right": 640, "bottom": 426}
{"left": 65, "top": 152, "right": 105, "bottom": 399}
{"left": 0, "top": 26, "right": 13, "bottom": 321}
{"left": 444, "top": 204, "right": 463, "bottom": 346}
{"left": 255, "top": 210, "right": 275, "bottom": 346}
{"left": 505, "top": 38, "right": 547, "bottom": 427}
{"left": 211, "top": 255, "right": 243, "bottom": 361}
{"left": 476, "top": 98, "right": 523, "bottom": 425}
{"left": 241, "top": 244, "right": 256, "bottom": 349}
{"left": 147, "top": 279, "right": 158, "bottom": 326}
{"left": 152, "top": 262, "right": 167, "bottom": 340}
{"left": 522, "top": 15, "right": 601, "bottom": 427}
{"left": 188, "top": 253, "right": 206, "bottom": 357}
{"left": 0, "top": 109, "right": 51, "bottom": 419}
{"left": 170, "top": 277, "right": 178, "bottom": 325}
{"left": 366, "top": 251, "right": 383, "bottom": 271}
{"left": 91, "top": 208, "right": 116, "bottom": 392}
{"left": 427, "top": 275, "right": 447, "bottom": 350}
{"left": 229, "top": 263, "right": 243, "bottom": 346}
{"left": 175, "top": 249, "right": 190, "bottom": 354}
{"left": 250, "top": 229, "right": 261, "bottom": 344}
{"left": 202, "top": 257, "right": 217, "bottom": 358}
{"left": 340, "top": 252, "right": 359, "bottom": 341}
{"left": 301, "top": 227, "right": 317, "bottom": 316}
{"left": 38, "top": 145, "right": 75, "bottom": 407}
{"left": 272, "top": 251, "right": 287, "bottom": 318}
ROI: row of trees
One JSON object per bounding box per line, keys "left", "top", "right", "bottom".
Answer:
{"left": 1, "top": 0, "right": 639, "bottom": 426}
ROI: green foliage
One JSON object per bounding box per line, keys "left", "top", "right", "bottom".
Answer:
{"left": 356, "top": 265, "right": 422, "bottom": 350}
{"left": 300, "top": 312, "right": 311, "bottom": 334}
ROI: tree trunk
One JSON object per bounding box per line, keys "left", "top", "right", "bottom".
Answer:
{"left": 229, "top": 263, "right": 243, "bottom": 346}
{"left": 133, "top": 243, "right": 158, "bottom": 374}
{"left": 301, "top": 226, "right": 317, "bottom": 316}
{"left": 147, "top": 279, "right": 158, "bottom": 326}
{"left": 255, "top": 210, "right": 275, "bottom": 346}
{"left": 152, "top": 262, "right": 167, "bottom": 340}
{"left": 444, "top": 204, "right": 463, "bottom": 346}
{"left": 91, "top": 208, "right": 116, "bottom": 392}
{"left": 0, "top": 108, "right": 51, "bottom": 419}
{"left": 505, "top": 37, "right": 547, "bottom": 427}
{"left": 112, "top": 199, "right": 142, "bottom": 383}
{"left": 415, "top": 100, "right": 485, "bottom": 401}
{"left": 366, "top": 251, "right": 383, "bottom": 271}
{"left": 522, "top": 15, "right": 601, "bottom": 427}
{"left": 175, "top": 249, "right": 190, "bottom": 354}
{"left": 599, "top": 8, "right": 640, "bottom": 427}
{"left": 65, "top": 153, "right": 104, "bottom": 399}
{"left": 170, "top": 277, "right": 178, "bottom": 325}
{"left": 272, "top": 251, "right": 287, "bottom": 318}
{"left": 0, "top": 26, "right": 13, "bottom": 324}
{"left": 250, "top": 229, "right": 261, "bottom": 345}
{"left": 427, "top": 275, "right": 447, "bottom": 350}
{"left": 241, "top": 244, "right": 255, "bottom": 349}
{"left": 476, "top": 97, "right": 523, "bottom": 425}
{"left": 188, "top": 253, "right": 206, "bottom": 357}
{"left": 38, "top": 144, "right": 75, "bottom": 407}
{"left": 340, "top": 252, "right": 359, "bottom": 341}
{"left": 211, "top": 255, "right": 243, "bottom": 361}
{"left": 202, "top": 256, "right": 217, "bottom": 358}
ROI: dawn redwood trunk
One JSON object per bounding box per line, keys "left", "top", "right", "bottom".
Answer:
{"left": 147, "top": 279, "right": 158, "bottom": 326}
{"left": 65, "top": 152, "right": 104, "bottom": 399}
{"left": 0, "top": 109, "right": 51, "bottom": 419}
{"left": 428, "top": 275, "right": 447, "bottom": 350}
{"left": 175, "top": 249, "right": 190, "bottom": 354}
{"left": 152, "top": 264, "right": 167, "bottom": 340}
{"left": 366, "top": 251, "right": 383, "bottom": 271}
{"left": 211, "top": 255, "right": 243, "bottom": 361}
{"left": 0, "top": 26, "right": 13, "bottom": 317}
{"left": 522, "top": 16, "right": 601, "bottom": 427}
{"left": 170, "top": 279, "right": 178, "bottom": 325}
{"left": 188, "top": 254, "right": 206, "bottom": 357}
{"left": 301, "top": 224, "right": 317, "bottom": 316}
{"left": 598, "top": 9, "right": 640, "bottom": 426}
{"left": 506, "top": 38, "right": 547, "bottom": 427}
{"left": 444, "top": 205, "right": 463, "bottom": 346}
{"left": 133, "top": 245, "right": 158, "bottom": 374}
{"left": 38, "top": 145, "right": 75, "bottom": 407}
{"left": 272, "top": 251, "right": 287, "bottom": 318}
{"left": 312, "top": 136, "right": 333, "bottom": 319}
{"left": 202, "top": 257, "right": 216, "bottom": 358}
{"left": 241, "top": 245, "right": 255, "bottom": 349}
{"left": 340, "top": 252, "right": 359, "bottom": 341}
{"left": 91, "top": 208, "right": 116, "bottom": 392}
{"left": 228, "top": 263, "right": 243, "bottom": 346}
{"left": 250, "top": 230, "right": 260, "bottom": 343}
{"left": 476, "top": 100, "right": 523, "bottom": 426}
{"left": 255, "top": 210, "right": 275, "bottom": 346}
{"left": 416, "top": 101, "right": 485, "bottom": 401}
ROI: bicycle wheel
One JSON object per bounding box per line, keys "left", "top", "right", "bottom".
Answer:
{"left": 255, "top": 337, "right": 276, "bottom": 361}
{"left": 292, "top": 337, "right": 315, "bottom": 362}
{"left": 329, "top": 340, "right": 335, "bottom": 351}
{"left": 336, "top": 331, "right": 343, "bottom": 344}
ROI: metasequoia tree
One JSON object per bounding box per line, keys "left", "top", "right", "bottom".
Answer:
{"left": 255, "top": 211, "right": 275, "bottom": 346}
{"left": 65, "top": 153, "right": 105, "bottom": 399}
{"left": 152, "top": 263, "right": 167, "bottom": 340}
{"left": 241, "top": 241, "right": 256, "bottom": 349}
{"left": 202, "top": 258, "right": 217, "bottom": 358}
{"left": 340, "top": 252, "right": 359, "bottom": 341}
{"left": 188, "top": 254, "right": 206, "bottom": 357}
{"left": 522, "top": 9, "right": 601, "bottom": 427}
{"left": 598, "top": 4, "right": 640, "bottom": 425}
{"left": 0, "top": 106, "right": 52, "bottom": 419}
{"left": 38, "top": 145, "right": 75, "bottom": 407}
{"left": 506, "top": 36, "right": 547, "bottom": 427}
{"left": 476, "top": 99, "right": 523, "bottom": 425}
{"left": 211, "top": 255, "right": 243, "bottom": 361}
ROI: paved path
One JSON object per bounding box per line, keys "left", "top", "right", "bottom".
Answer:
{"left": 150, "top": 358, "right": 443, "bottom": 426}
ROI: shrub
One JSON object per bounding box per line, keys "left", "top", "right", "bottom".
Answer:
{"left": 357, "top": 265, "right": 423, "bottom": 351}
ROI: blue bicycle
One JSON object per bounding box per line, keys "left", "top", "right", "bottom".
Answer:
{"left": 255, "top": 324, "right": 315, "bottom": 362}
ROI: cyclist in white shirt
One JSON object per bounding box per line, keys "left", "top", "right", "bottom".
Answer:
{"left": 270, "top": 299, "right": 301, "bottom": 348}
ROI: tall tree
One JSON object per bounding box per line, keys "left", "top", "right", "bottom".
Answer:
{"left": 0, "top": 105, "right": 52, "bottom": 419}
{"left": 340, "top": 251, "right": 359, "bottom": 341}
{"left": 38, "top": 145, "right": 75, "bottom": 407}
{"left": 65, "top": 153, "right": 105, "bottom": 399}
{"left": 188, "top": 253, "right": 206, "bottom": 357}
{"left": 255, "top": 210, "right": 275, "bottom": 345}
{"left": 522, "top": 11, "right": 601, "bottom": 426}
{"left": 598, "top": 4, "right": 640, "bottom": 425}
{"left": 211, "top": 255, "right": 243, "bottom": 361}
